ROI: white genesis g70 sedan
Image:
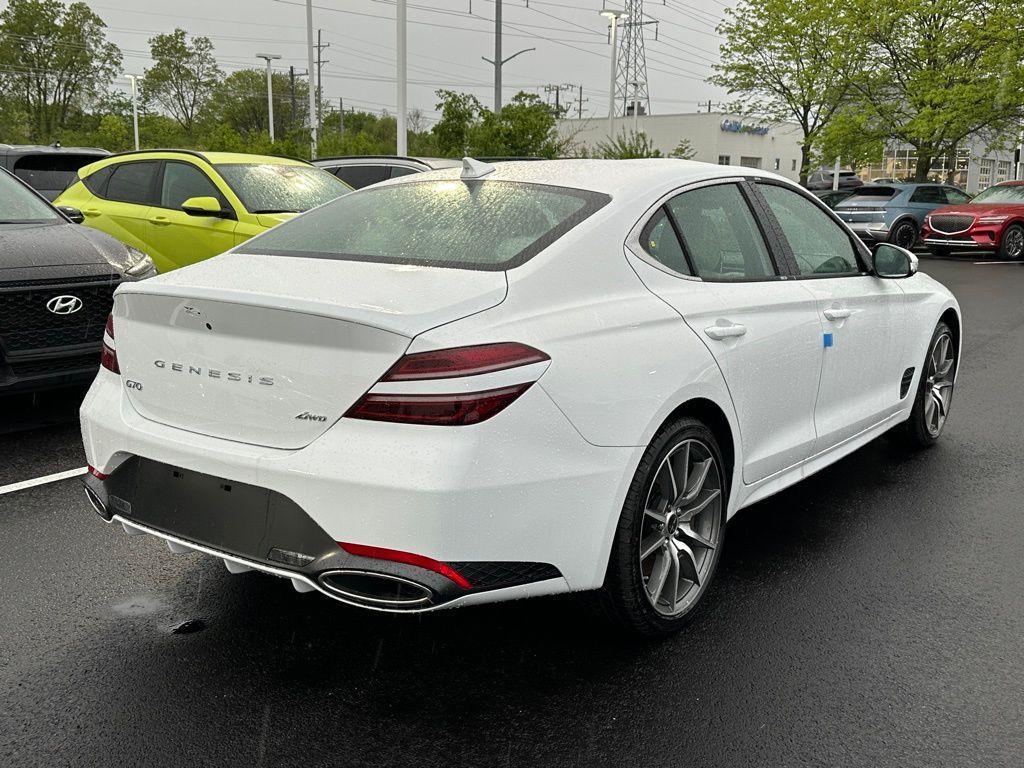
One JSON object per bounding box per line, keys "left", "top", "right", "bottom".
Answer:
{"left": 80, "top": 158, "right": 961, "bottom": 635}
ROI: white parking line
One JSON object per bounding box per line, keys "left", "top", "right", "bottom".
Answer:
{"left": 0, "top": 467, "right": 87, "bottom": 496}
{"left": 973, "top": 261, "right": 1021, "bottom": 265}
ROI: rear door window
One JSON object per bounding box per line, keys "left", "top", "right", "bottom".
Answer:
{"left": 910, "top": 186, "right": 947, "bottom": 204}
{"left": 944, "top": 188, "right": 971, "bottom": 204}
{"left": 105, "top": 161, "right": 159, "bottom": 205}
{"left": 333, "top": 165, "right": 390, "bottom": 188}
{"left": 665, "top": 183, "right": 776, "bottom": 281}
{"left": 244, "top": 179, "right": 609, "bottom": 271}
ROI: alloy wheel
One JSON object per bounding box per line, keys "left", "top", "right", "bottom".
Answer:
{"left": 1004, "top": 227, "right": 1024, "bottom": 259}
{"left": 639, "top": 439, "right": 723, "bottom": 617}
{"left": 893, "top": 222, "right": 917, "bottom": 249}
{"left": 923, "top": 331, "right": 955, "bottom": 437}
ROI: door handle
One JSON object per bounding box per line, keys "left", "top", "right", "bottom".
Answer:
{"left": 150, "top": 215, "right": 171, "bottom": 226}
{"left": 704, "top": 323, "right": 747, "bottom": 340}
{"left": 83, "top": 208, "right": 101, "bottom": 217}
{"left": 824, "top": 308, "right": 852, "bottom": 321}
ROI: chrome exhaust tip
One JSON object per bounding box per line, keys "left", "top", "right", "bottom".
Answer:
{"left": 84, "top": 485, "right": 110, "bottom": 520}
{"left": 318, "top": 570, "right": 433, "bottom": 609}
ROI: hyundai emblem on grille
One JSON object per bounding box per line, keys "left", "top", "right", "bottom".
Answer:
{"left": 46, "top": 295, "right": 83, "bottom": 315}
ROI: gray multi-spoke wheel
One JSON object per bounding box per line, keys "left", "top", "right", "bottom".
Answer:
{"left": 905, "top": 321, "right": 956, "bottom": 447}
{"left": 600, "top": 417, "right": 728, "bottom": 636}
{"left": 999, "top": 224, "right": 1024, "bottom": 260}
{"left": 639, "top": 439, "right": 723, "bottom": 617}
{"left": 890, "top": 220, "right": 918, "bottom": 250}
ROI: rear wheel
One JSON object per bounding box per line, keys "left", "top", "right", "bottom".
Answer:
{"left": 904, "top": 321, "right": 956, "bottom": 448}
{"left": 601, "top": 417, "right": 727, "bottom": 636}
{"left": 998, "top": 224, "right": 1024, "bottom": 260}
{"left": 889, "top": 219, "right": 918, "bottom": 250}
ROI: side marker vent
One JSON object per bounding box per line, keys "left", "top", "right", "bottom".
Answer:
{"left": 900, "top": 367, "right": 915, "bottom": 399}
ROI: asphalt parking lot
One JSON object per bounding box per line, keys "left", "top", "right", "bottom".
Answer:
{"left": 1, "top": 256, "right": 1022, "bottom": 768}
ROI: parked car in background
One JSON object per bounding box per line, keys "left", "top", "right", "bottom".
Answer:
{"left": 805, "top": 168, "right": 863, "bottom": 191}
{"left": 314, "top": 156, "right": 462, "bottom": 188}
{"left": 81, "top": 158, "right": 960, "bottom": 636}
{"left": 834, "top": 183, "right": 971, "bottom": 249}
{"left": 0, "top": 167, "right": 154, "bottom": 395}
{"left": 0, "top": 143, "right": 108, "bottom": 201}
{"left": 871, "top": 177, "right": 901, "bottom": 184}
{"left": 921, "top": 180, "right": 1024, "bottom": 259}
{"left": 813, "top": 189, "right": 855, "bottom": 209}
{"left": 55, "top": 150, "right": 351, "bottom": 272}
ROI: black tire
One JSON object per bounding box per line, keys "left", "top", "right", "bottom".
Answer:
{"left": 599, "top": 417, "right": 728, "bottom": 637}
{"left": 889, "top": 219, "right": 918, "bottom": 250}
{"left": 998, "top": 223, "right": 1024, "bottom": 260}
{"left": 903, "top": 321, "right": 956, "bottom": 448}
{"left": 927, "top": 245, "right": 951, "bottom": 258}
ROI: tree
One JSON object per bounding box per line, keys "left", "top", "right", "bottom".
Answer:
{"left": 851, "top": 0, "right": 1024, "bottom": 181}
{"left": 711, "top": 0, "right": 860, "bottom": 184}
{"left": 670, "top": 138, "right": 696, "bottom": 160}
{"left": 142, "top": 29, "right": 221, "bottom": 135}
{"left": 206, "top": 69, "right": 309, "bottom": 138}
{"left": 815, "top": 109, "right": 886, "bottom": 172}
{"left": 432, "top": 90, "right": 566, "bottom": 158}
{"left": 0, "top": 0, "right": 121, "bottom": 140}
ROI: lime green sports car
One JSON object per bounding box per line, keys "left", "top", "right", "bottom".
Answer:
{"left": 55, "top": 150, "right": 351, "bottom": 273}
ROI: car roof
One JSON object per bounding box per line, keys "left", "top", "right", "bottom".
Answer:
{"left": 313, "top": 155, "right": 461, "bottom": 170}
{"left": 0, "top": 143, "right": 108, "bottom": 156}
{"left": 86, "top": 149, "right": 311, "bottom": 167}
{"left": 387, "top": 158, "right": 790, "bottom": 198}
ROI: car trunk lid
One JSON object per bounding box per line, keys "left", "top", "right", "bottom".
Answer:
{"left": 112, "top": 253, "right": 507, "bottom": 449}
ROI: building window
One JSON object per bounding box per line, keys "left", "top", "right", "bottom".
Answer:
{"left": 978, "top": 158, "right": 994, "bottom": 190}
{"left": 773, "top": 158, "right": 780, "bottom": 171}
{"left": 996, "top": 160, "right": 1012, "bottom": 183}
{"left": 791, "top": 159, "right": 797, "bottom": 171}
{"left": 739, "top": 156, "right": 762, "bottom": 169}
{"left": 718, "top": 155, "right": 730, "bottom": 165}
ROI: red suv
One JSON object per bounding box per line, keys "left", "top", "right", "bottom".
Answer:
{"left": 922, "top": 181, "right": 1024, "bottom": 259}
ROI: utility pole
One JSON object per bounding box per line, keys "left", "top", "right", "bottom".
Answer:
{"left": 482, "top": 0, "right": 534, "bottom": 115}
{"left": 397, "top": 0, "right": 407, "bottom": 155}
{"left": 315, "top": 29, "right": 330, "bottom": 135}
{"left": 339, "top": 97, "right": 344, "bottom": 138}
{"left": 256, "top": 53, "right": 282, "bottom": 142}
{"left": 289, "top": 66, "right": 297, "bottom": 131}
{"left": 124, "top": 74, "right": 140, "bottom": 150}
{"left": 305, "top": 0, "right": 317, "bottom": 157}
{"left": 543, "top": 83, "right": 575, "bottom": 117}
{"left": 600, "top": 10, "right": 624, "bottom": 137}
{"left": 577, "top": 85, "right": 587, "bottom": 119}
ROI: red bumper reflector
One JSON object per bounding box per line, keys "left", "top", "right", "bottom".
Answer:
{"left": 345, "top": 382, "right": 532, "bottom": 426}
{"left": 87, "top": 465, "right": 109, "bottom": 480}
{"left": 338, "top": 542, "right": 472, "bottom": 589}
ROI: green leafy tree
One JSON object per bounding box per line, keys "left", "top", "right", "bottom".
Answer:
{"left": 711, "top": 0, "right": 861, "bottom": 184}
{"left": 851, "top": 0, "right": 1024, "bottom": 181}
{"left": 0, "top": 0, "right": 121, "bottom": 140}
{"left": 206, "top": 69, "right": 310, "bottom": 139}
{"left": 433, "top": 89, "right": 484, "bottom": 156}
{"left": 815, "top": 109, "right": 886, "bottom": 172}
{"left": 142, "top": 29, "right": 221, "bottom": 135}
{"left": 670, "top": 138, "right": 697, "bottom": 160}
{"left": 432, "top": 90, "right": 565, "bottom": 158}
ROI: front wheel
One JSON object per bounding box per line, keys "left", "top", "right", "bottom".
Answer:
{"left": 889, "top": 220, "right": 918, "bottom": 250}
{"left": 998, "top": 224, "right": 1024, "bottom": 260}
{"left": 904, "top": 321, "right": 956, "bottom": 448}
{"left": 600, "top": 417, "right": 727, "bottom": 636}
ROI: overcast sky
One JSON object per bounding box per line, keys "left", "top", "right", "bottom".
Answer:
{"left": 8, "top": 0, "right": 733, "bottom": 123}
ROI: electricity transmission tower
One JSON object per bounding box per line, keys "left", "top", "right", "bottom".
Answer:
{"left": 613, "top": 0, "right": 654, "bottom": 118}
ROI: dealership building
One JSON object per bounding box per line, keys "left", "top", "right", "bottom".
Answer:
{"left": 860, "top": 139, "right": 1018, "bottom": 194}
{"left": 558, "top": 112, "right": 805, "bottom": 182}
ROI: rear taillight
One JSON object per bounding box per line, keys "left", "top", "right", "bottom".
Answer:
{"left": 381, "top": 342, "right": 549, "bottom": 381}
{"left": 346, "top": 342, "right": 548, "bottom": 426}
{"left": 100, "top": 313, "right": 119, "bottom": 374}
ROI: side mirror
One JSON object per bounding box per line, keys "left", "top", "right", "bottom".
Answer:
{"left": 181, "top": 196, "right": 231, "bottom": 218}
{"left": 56, "top": 205, "right": 85, "bottom": 224}
{"left": 873, "top": 243, "right": 918, "bottom": 279}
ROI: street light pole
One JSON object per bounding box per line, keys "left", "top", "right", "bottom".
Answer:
{"left": 256, "top": 53, "right": 281, "bottom": 143}
{"left": 397, "top": 0, "right": 407, "bottom": 155}
{"left": 481, "top": 47, "right": 535, "bottom": 113}
{"left": 600, "top": 10, "right": 624, "bottom": 139}
{"left": 305, "top": 0, "right": 318, "bottom": 158}
{"left": 125, "top": 74, "right": 140, "bottom": 150}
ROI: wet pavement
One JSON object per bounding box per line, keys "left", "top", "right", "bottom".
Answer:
{"left": 1, "top": 257, "right": 1022, "bottom": 767}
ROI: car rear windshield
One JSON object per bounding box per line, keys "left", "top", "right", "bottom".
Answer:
{"left": 837, "top": 187, "right": 897, "bottom": 204}
{"left": 0, "top": 170, "right": 61, "bottom": 223}
{"left": 243, "top": 179, "right": 611, "bottom": 271}
{"left": 13, "top": 154, "right": 102, "bottom": 198}
{"left": 970, "top": 184, "right": 1024, "bottom": 204}
{"left": 214, "top": 163, "right": 350, "bottom": 214}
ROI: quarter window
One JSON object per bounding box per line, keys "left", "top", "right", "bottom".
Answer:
{"left": 160, "top": 162, "right": 224, "bottom": 209}
{"left": 105, "top": 161, "right": 159, "bottom": 205}
{"left": 665, "top": 184, "right": 776, "bottom": 281}
{"left": 759, "top": 183, "right": 861, "bottom": 276}
{"left": 82, "top": 165, "right": 114, "bottom": 196}
{"left": 639, "top": 207, "right": 690, "bottom": 275}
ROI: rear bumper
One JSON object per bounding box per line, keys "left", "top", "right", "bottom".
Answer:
{"left": 80, "top": 369, "right": 639, "bottom": 607}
